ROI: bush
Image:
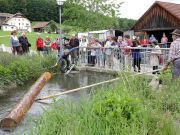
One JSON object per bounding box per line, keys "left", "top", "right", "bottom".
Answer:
{"left": 0, "top": 52, "right": 57, "bottom": 88}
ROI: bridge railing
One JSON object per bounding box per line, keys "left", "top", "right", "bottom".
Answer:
{"left": 76, "top": 46, "right": 170, "bottom": 73}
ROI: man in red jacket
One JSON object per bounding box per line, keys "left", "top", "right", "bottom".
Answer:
{"left": 36, "top": 35, "right": 44, "bottom": 55}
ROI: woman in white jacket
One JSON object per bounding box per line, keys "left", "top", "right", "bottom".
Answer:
{"left": 79, "top": 37, "right": 88, "bottom": 64}
{"left": 149, "top": 41, "right": 162, "bottom": 74}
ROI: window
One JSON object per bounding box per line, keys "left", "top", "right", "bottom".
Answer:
{"left": 19, "top": 19, "right": 20, "bottom": 21}
{"left": 5, "top": 27, "right": 7, "bottom": 28}
{"left": 26, "top": 23, "right": 29, "bottom": 26}
{"left": 19, "top": 23, "right": 20, "bottom": 25}
{"left": 22, "top": 23, "right": 24, "bottom": 25}
{"left": 11, "top": 27, "right": 14, "bottom": 29}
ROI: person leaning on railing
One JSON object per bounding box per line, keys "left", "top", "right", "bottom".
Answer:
{"left": 163, "top": 29, "right": 180, "bottom": 79}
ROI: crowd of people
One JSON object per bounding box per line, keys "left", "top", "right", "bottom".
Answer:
{"left": 9, "top": 30, "right": 180, "bottom": 78}
{"left": 10, "top": 30, "right": 31, "bottom": 55}
{"left": 77, "top": 34, "right": 166, "bottom": 73}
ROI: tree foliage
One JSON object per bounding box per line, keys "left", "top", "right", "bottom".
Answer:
{"left": 118, "top": 18, "right": 136, "bottom": 31}
{"left": 0, "top": 0, "right": 136, "bottom": 32}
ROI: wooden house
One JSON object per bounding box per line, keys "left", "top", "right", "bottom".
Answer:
{"left": 131, "top": 1, "right": 180, "bottom": 42}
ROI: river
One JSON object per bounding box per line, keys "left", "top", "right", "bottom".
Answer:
{"left": 0, "top": 71, "right": 113, "bottom": 135}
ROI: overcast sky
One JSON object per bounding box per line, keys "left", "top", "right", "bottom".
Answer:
{"left": 119, "top": 0, "right": 180, "bottom": 19}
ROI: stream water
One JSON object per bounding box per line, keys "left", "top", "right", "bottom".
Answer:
{"left": 0, "top": 71, "right": 113, "bottom": 135}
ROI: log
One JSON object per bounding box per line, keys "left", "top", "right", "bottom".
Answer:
{"left": 0, "top": 72, "right": 51, "bottom": 130}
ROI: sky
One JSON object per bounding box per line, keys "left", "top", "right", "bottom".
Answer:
{"left": 119, "top": 0, "right": 180, "bottom": 19}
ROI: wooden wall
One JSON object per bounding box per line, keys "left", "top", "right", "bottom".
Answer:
{"left": 133, "top": 5, "right": 180, "bottom": 31}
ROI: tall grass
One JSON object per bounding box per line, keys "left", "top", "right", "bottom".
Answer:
{"left": 0, "top": 52, "right": 57, "bottom": 89}
{"left": 34, "top": 73, "right": 180, "bottom": 135}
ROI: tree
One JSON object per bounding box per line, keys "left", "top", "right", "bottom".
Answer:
{"left": 67, "top": 0, "right": 123, "bottom": 17}
{"left": 49, "top": 20, "right": 58, "bottom": 32}
{"left": 118, "top": 18, "right": 136, "bottom": 31}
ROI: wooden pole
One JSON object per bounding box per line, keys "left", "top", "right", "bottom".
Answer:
{"left": 0, "top": 72, "right": 51, "bottom": 130}
{"left": 36, "top": 78, "right": 120, "bottom": 101}
{"left": 132, "top": 69, "right": 163, "bottom": 76}
{"left": 37, "top": 69, "right": 165, "bottom": 101}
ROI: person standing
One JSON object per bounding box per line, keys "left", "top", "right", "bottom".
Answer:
{"left": 69, "top": 34, "right": 79, "bottom": 64}
{"left": 161, "top": 33, "right": 168, "bottom": 48}
{"left": 141, "top": 35, "right": 149, "bottom": 47}
{"left": 44, "top": 36, "right": 51, "bottom": 55}
{"left": 149, "top": 41, "right": 162, "bottom": 74}
{"left": 36, "top": 35, "right": 44, "bottom": 55}
{"left": 10, "top": 30, "right": 22, "bottom": 55}
{"left": 79, "top": 37, "right": 88, "bottom": 64}
{"left": 122, "top": 35, "right": 132, "bottom": 71}
{"left": 132, "top": 40, "right": 141, "bottom": 72}
{"left": 149, "top": 34, "right": 157, "bottom": 44}
{"left": 104, "top": 36, "right": 114, "bottom": 68}
{"left": 163, "top": 29, "right": 180, "bottom": 79}
{"left": 19, "top": 32, "right": 30, "bottom": 54}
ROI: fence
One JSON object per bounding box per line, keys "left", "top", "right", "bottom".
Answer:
{"left": 76, "top": 46, "right": 170, "bottom": 73}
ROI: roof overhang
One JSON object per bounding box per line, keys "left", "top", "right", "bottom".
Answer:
{"left": 134, "top": 27, "right": 180, "bottom": 32}
{"left": 89, "top": 30, "right": 109, "bottom": 34}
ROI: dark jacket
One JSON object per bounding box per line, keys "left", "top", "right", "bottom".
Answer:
{"left": 69, "top": 38, "right": 79, "bottom": 48}
{"left": 19, "top": 36, "right": 29, "bottom": 47}
{"left": 132, "top": 48, "right": 141, "bottom": 59}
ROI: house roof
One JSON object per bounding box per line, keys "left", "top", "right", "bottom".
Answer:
{"left": 131, "top": 1, "right": 180, "bottom": 30}
{"left": 1, "top": 12, "right": 29, "bottom": 25}
{"left": 0, "top": 13, "right": 13, "bottom": 18}
{"left": 32, "top": 22, "right": 50, "bottom": 29}
{"left": 156, "top": 1, "right": 180, "bottom": 20}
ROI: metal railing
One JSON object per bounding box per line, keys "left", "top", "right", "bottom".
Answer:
{"left": 74, "top": 46, "right": 170, "bottom": 73}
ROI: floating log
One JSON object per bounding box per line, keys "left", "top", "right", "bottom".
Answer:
{"left": 0, "top": 72, "right": 51, "bottom": 130}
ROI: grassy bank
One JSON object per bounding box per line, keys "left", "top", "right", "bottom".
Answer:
{"left": 0, "top": 52, "right": 57, "bottom": 89}
{"left": 34, "top": 73, "right": 180, "bottom": 135}
{"left": 0, "top": 30, "right": 59, "bottom": 50}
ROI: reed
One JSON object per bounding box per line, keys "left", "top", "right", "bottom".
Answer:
{"left": 34, "top": 73, "right": 180, "bottom": 135}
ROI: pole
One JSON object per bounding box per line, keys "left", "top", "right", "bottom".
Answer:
{"left": 36, "top": 78, "right": 120, "bottom": 101}
{"left": 36, "top": 68, "right": 166, "bottom": 101}
{"left": 59, "top": 5, "right": 62, "bottom": 47}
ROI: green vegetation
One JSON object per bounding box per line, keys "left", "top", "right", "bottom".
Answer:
{"left": 0, "top": 0, "right": 136, "bottom": 32}
{"left": 34, "top": 74, "right": 180, "bottom": 135}
{"left": 0, "top": 52, "right": 57, "bottom": 89}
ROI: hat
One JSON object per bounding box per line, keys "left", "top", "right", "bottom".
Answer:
{"left": 172, "top": 29, "right": 180, "bottom": 36}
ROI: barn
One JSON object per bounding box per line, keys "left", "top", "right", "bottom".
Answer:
{"left": 131, "top": 1, "right": 180, "bottom": 43}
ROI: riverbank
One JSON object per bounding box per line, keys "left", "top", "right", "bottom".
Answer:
{"left": 35, "top": 73, "right": 180, "bottom": 135}
{"left": 0, "top": 52, "right": 57, "bottom": 94}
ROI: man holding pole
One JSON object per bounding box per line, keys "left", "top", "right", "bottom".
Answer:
{"left": 163, "top": 29, "right": 180, "bottom": 79}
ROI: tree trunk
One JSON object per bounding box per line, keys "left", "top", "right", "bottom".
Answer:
{"left": 0, "top": 72, "right": 51, "bottom": 131}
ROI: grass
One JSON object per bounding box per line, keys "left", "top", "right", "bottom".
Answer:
{"left": 0, "top": 30, "right": 59, "bottom": 50}
{"left": 33, "top": 73, "right": 180, "bottom": 135}
{"left": 0, "top": 52, "right": 58, "bottom": 89}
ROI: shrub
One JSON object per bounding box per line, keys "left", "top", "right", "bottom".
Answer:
{"left": 0, "top": 53, "right": 56, "bottom": 88}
